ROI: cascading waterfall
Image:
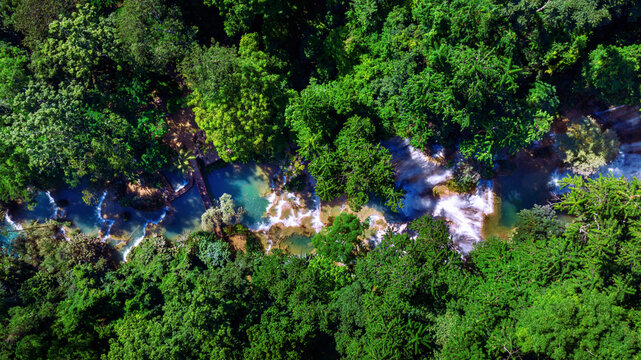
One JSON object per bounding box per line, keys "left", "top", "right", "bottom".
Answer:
{"left": 385, "top": 138, "right": 495, "bottom": 252}
{"left": 253, "top": 191, "right": 324, "bottom": 252}
{"left": 431, "top": 181, "right": 494, "bottom": 253}
{"left": 122, "top": 207, "right": 168, "bottom": 260}
{"left": 598, "top": 151, "right": 641, "bottom": 180}
{"left": 4, "top": 213, "right": 23, "bottom": 231}
{"left": 95, "top": 191, "right": 115, "bottom": 240}
{"left": 255, "top": 138, "right": 498, "bottom": 253}
{"left": 45, "top": 191, "right": 59, "bottom": 219}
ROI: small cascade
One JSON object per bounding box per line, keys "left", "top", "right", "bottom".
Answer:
{"left": 45, "top": 191, "right": 59, "bottom": 219}
{"left": 174, "top": 178, "right": 189, "bottom": 192}
{"left": 95, "top": 191, "right": 115, "bottom": 240}
{"left": 385, "top": 138, "right": 496, "bottom": 251}
{"left": 366, "top": 215, "right": 387, "bottom": 246}
{"left": 386, "top": 138, "right": 453, "bottom": 218}
{"left": 1, "top": 214, "right": 22, "bottom": 245}
{"left": 4, "top": 213, "right": 23, "bottom": 231}
{"left": 122, "top": 207, "right": 168, "bottom": 260}
{"left": 432, "top": 181, "right": 494, "bottom": 253}
{"left": 253, "top": 191, "right": 324, "bottom": 251}
{"left": 548, "top": 169, "right": 574, "bottom": 195}
{"left": 598, "top": 151, "right": 641, "bottom": 180}
{"left": 594, "top": 105, "right": 628, "bottom": 116}
{"left": 310, "top": 196, "right": 324, "bottom": 232}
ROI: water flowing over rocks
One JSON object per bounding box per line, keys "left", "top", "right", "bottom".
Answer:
{"left": 3, "top": 105, "right": 640, "bottom": 257}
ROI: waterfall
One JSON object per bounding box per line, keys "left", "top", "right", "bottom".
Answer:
{"left": 45, "top": 191, "right": 59, "bottom": 219}
{"left": 252, "top": 171, "right": 325, "bottom": 251}
{"left": 597, "top": 152, "right": 641, "bottom": 180}
{"left": 122, "top": 207, "right": 168, "bottom": 260}
{"left": 431, "top": 181, "right": 494, "bottom": 253}
{"left": 253, "top": 191, "right": 324, "bottom": 251}
{"left": 174, "top": 178, "right": 189, "bottom": 192}
{"left": 4, "top": 213, "right": 23, "bottom": 231}
{"left": 594, "top": 105, "right": 627, "bottom": 116}
{"left": 95, "top": 191, "right": 115, "bottom": 240}
{"left": 385, "top": 138, "right": 496, "bottom": 252}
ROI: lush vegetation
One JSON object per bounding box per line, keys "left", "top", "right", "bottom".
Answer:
{"left": 2, "top": 175, "right": 641, "bottom": 359}
{"left": 0, "top": 0, "right": 639, "bottom": 206}
{"left": 1, "top": 1, "right": 641, "bottom": 358}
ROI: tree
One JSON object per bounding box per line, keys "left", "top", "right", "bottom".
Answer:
{"left": 584, "top": 44, "right": 641, "bottom": 105}
{"left": 1, "top": 82, "right": 135, "bottom": 187}
{"left": 116, "top": 0, "right": 196, "bottom": 70}
{"left": 180, "top": 33, "right": 291, "bottom": 162}
{"left": 201, "top": 193, "right": 245, "bottom": 233}
{"left": 0, "top": 41, "right": 28, "bottom": 109}
{"left": 287, "top": 90, "right": 405, "bottom": 210}
{"left": 312, "top": 213, "right": 364, "bottom": 264}
{"left": 7, "top": 0, "right": 77, "bottom": 48}
{"left": 556, "top": 116, "right": 620, "bottom": 175}
{"left": 30, "top": 4, "right": 122, "bottom": 85}
{"left": 195, "top": 233, "right": 232, "bottom": 268}
{"left": 516, "top": 283, "right": 641, "bottom": 359}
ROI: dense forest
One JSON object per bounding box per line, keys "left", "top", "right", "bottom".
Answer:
{"left": 1, "top": 0, "right": 641, "bottom": 358}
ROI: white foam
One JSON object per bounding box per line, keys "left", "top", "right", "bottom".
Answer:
{"left": 4, "top": 213, "right": 23, "bottom": 231}
{"left": 95, "top": 191, "right": 115, "bottom": 240}
{"left": 594, "top": 105, "right": 628, "bottom": 115}
{"left": 384, "top": 138, "right": 496, "bottom": 251}
{"left": 45, "top": 191, "right": 59, "bottom": 219}
{"left": 122, "top": 207, "right": 168, "bottom": 260}
{"left": 174, "top": 178, "right": 189, "bottom": 192}
{"left": 431, "top": 181, "right": 494, "bottom": 252}
{"left": 597, "top": 152, "right": 641, "bottom": 180}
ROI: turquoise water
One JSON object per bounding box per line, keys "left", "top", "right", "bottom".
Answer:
{"left": 205, "top": 164, "right": 270, "bottom": 227}
{"left": 52, "top": 186, "right": 103, "bottom": 235}
{"left": 0, "top": 217, "right": 19, "bottom": 247}
{"left": 160, "top": 186, "right": 206, "bottom": 239}
{"left": 161, "top": 163, "right": 271, "bottom": 239}
{"left": 9, "top": 192, "right": 57, "bottom": 224}
{"left": 280, "top": 234, "right": 314, "bottom": 255}
{"left": 494, "top": 163, "right": 556, "bottom": 228}
{"left": 0, "top": 163, "right": 273, "bottom": 247}
{"left": 105, "top": 201, "right": 167, "bottom": 241}
{"left": 0, "top": 154, "right": 561, "bottom": 252}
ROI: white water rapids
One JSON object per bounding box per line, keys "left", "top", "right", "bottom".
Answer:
{"left": 3, "top": 105, "right": 639, "bottom": 256}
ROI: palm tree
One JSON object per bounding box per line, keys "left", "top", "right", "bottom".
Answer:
{"left": 176, "top": 148, "right": 196, "bottom": 174}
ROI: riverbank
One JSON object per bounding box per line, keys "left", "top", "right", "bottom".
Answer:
{"left": 2, "top": 105, "right": 640, "bottom": 258}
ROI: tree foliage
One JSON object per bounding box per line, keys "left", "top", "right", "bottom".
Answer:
{"left": 180, "top": 34, "right": 291, "bottom": 162}
{"left": 556, "top": 116, "right": 620, "bottom": 175}
{"left": 3, "top": 176, "right": 641, "bottom": 358}
{"left": 201, "top": 193, "right": 246, "bottom": 233}
{"left": 116, "top": 0, "right": 196, "bottom": 70}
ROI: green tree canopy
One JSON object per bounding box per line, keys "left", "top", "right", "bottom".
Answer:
{"left": 180, "top": 33, "right": 291, "bottom": 162}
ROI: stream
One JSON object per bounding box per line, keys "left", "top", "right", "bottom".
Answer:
{"left": 2, "top": 106, "right": 640, "bottom": 257}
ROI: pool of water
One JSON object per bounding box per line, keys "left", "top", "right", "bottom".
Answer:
{"left": 279, "top": 234, "right": 314, "bottom": 255}
{"left": 9, "top": 191, "right": 58, "bottom": 225}
{"left": 205, "top": 163, "right": 270, "bottom": 227}
{"left": 160, "top": 186, "right": 206, "bottom": 239}
{"left": 52, "top": 186, "right": 103, "bottom": 235}
{"left": 1, "top": 215, "right": 20, "bottom": 247}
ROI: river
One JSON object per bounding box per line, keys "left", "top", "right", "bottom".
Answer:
{"left": 2, "top": 106, "right": 640, "bottom": 257}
